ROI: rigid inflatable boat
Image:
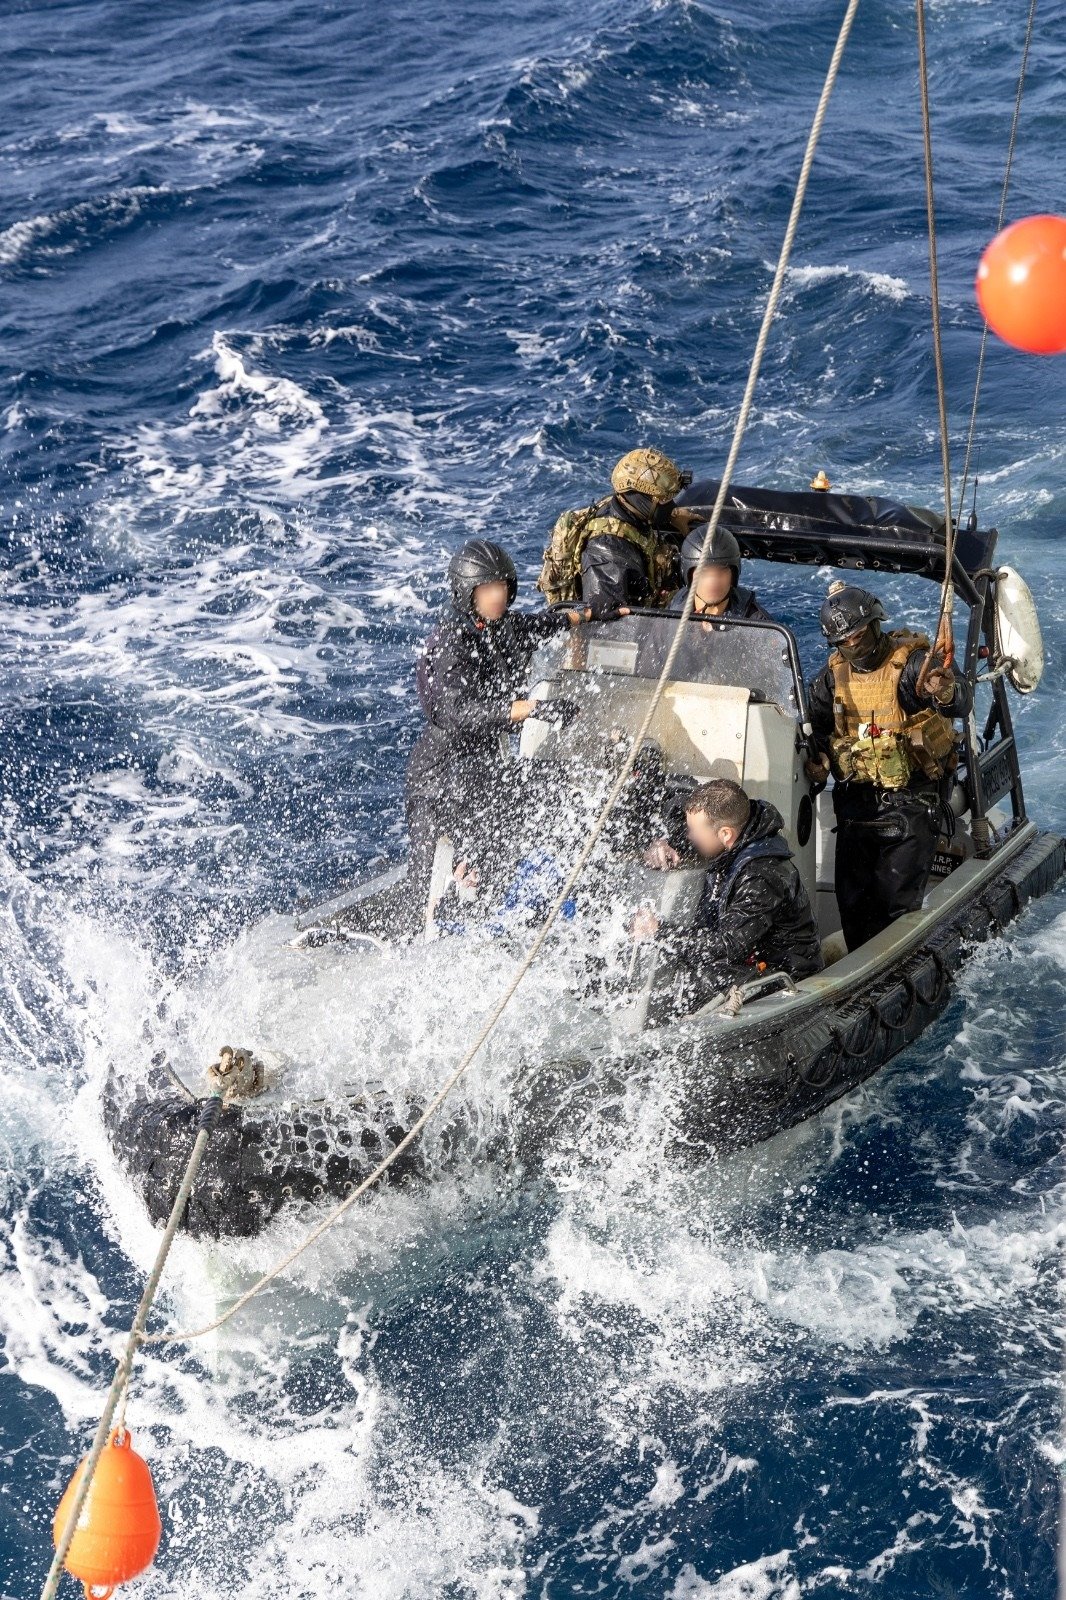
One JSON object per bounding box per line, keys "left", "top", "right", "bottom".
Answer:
{"left": 104, "top": 483, "right": 1064, "bottom": 1237}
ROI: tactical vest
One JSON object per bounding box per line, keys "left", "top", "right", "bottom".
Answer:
{"left": 828, "top": 629, "right": 957, "bottom": 789}
{"left": 537, "top": 498, "right": 677, "bottom": 607}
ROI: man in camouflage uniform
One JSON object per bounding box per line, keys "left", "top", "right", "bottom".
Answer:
{"left": 806, "top": 582, "right": 971, "bottom": 951}
{"left": 538, "top": 448, "right": 702, "bottom": 618}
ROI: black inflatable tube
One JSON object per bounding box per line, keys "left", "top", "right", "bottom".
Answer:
{"left": 104, "top": 831, "right": 1065, "bottom": 1239}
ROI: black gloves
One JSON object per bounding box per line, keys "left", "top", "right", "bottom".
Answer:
{"left": 532, "top": 697, "right": 582, "bottom": 729}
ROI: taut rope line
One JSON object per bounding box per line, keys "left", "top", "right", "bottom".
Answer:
{"left": 40, "top": 1096, "right": 223, "bottom": 1600}
{"left": 914, "top": 0, "right": 957, "bottom": 685}
{"left": 955, "top": 0, "right": 1038, "bottom": 527}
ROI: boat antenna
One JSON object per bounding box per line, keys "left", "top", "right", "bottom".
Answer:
{"left": 967, "top": 452, "right": 980, "bottom": 534}
{"left": 956, "top": 0, "right": 1039, "bottom": 527}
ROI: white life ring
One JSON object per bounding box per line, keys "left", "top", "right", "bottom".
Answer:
{"left": 994, "top": 565, "right": 1044, "bottom": 694}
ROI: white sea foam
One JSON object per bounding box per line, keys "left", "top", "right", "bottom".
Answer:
{"left": 0, "top": 499, "right": 383, "bottom": 860}
{"left": 110, "top": 327, "right": 473, "bottom": 524}
{"left": 0, "top": 186, "right": 169, "bottom": 268}
{"left": 784, "top": 263, "right": 909, "bottom": 303}
{"left": 0, "top": 868, "right": 610, "bottom": 1596}
{"left": 97, "top": 111, "right": 152, "bottom": 136}
{"left": 0, "top": 214, "right": 57, "bottom": 267}
{"left": 670, "top": 1551, "right": 800, "bottom": 1598}
{"left": 0, "top": 1192, "right": 536, "bottom": 1599}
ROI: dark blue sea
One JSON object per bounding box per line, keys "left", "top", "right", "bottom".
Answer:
{"left": 2, "top": 1, "right": 1064, "bottom": 1595}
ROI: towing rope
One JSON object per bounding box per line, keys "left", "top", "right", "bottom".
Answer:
{"left": 914, "top": 0, "right": 1039, "bottom": 692}
{"left": 39, "top": 1096, "right": 223, "bottom": 1600}
{"left": 914, "top": 0, "right": 957, "bottom": 683}
{"left": 132, "top": 0, "right": 862, "bottom": 1352}
{"left": 955, "top": 0, "right": 1039, "bottom": 526}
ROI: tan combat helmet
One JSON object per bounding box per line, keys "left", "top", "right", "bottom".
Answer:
{"left": 611, "top": 447, "right": 687, "bottom": 505}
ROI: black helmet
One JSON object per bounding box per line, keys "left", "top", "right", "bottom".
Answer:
{"left": 680, "top": 525, "right": 742, "bottom": 589}
{"left": 448, "top": 539, "right": 518, "bottom": 617}
{"left": 819, "top": 582, "right": 885, "bottom": 645}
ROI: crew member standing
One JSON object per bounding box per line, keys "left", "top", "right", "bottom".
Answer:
{"left": 806, "top": 582, "right": 971, "bottom": 950}
{"left": 406, "top": 539, "right": 584, "bottom": 924}
{"left": 538, "top": 448, "right": 700, "bottom": 618}
{"left": 667, "top": 525, "right": 774, "bottom": 620}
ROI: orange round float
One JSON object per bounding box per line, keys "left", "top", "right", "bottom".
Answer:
{"left": 976, "top": 214, "right": 1066, "bottom": 354}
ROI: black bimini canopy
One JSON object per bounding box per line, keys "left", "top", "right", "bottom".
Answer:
{"left": 679, "top": 479, "right": 998, "bottom": 593}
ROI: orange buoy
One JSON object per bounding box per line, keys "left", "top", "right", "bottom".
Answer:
{"left": 975, "top": 214, "right": 1066, "bottom": 355}
{"left": 52, "top": 1429, "right": 161, "bottom": 1600}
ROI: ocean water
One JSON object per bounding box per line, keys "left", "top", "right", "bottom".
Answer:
{"left": 1, "top": 0, "right": 1064, "bottom": 1595}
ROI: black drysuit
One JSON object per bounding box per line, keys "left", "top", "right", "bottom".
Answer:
{"left": 579, "top": 496, "right": 682, "bottom": 617}
{"left": 406, "top": 604, "right": 571, "bottom": 914}
{"left": 665, "top": 583, "right": 773, "bottom": 621}
{"left": 657, "top": 800, "right": 824, "bottom": 1012}
{"left": 808, "top": 647, "right": 972, "bottom": 950}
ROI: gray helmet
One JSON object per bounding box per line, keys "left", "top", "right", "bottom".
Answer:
{"left": 680, "top": 525, "right": 742, "bottom": 589}
{"left": 448, "top": 539, "right": 518, "bottom": 617}
{"left": 819, "top": 583, "right": 885, "bottom": 645}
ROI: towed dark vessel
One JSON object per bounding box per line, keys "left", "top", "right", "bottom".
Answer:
{"left": 105, "top": 482, "right": 1064, "bottom": 1237}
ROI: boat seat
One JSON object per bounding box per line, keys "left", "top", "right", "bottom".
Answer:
{"left": 619, "top": 860, "right": 706, "bottom": 926}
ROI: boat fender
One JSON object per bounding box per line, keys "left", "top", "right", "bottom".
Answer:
{"left": 993, "top": 565, "right": 1044, "bottom": 693}
{"left": 52, "top": 1428, "right": 161, "bottom": 1600}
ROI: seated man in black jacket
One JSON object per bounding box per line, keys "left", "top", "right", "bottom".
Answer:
{"left": 406, "top": 539, "right": 585, "bottom": 927}
{"left": 633, "top": 778, "right": 824, "bottom": 1012}
{"left": 667, "top": 526, "right": 774, "bottom": 622}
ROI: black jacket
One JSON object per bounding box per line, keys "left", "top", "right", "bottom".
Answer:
{"left": 580, "top": 496, "right": 682, "bottom": 617}
{"left": 411, "top": 604, "right": 569, "bottom": 776}
{"left": 666, "top": 583, "right": 773, "bottom": 621}
{"left": 662, "top": 800, "right": 824, "bottom": 981}
{"left": 807, "top": 640, "right": 971, "bottom": 793}
{"left": 406, "top": 604, "right": 570, "bottom": 889}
